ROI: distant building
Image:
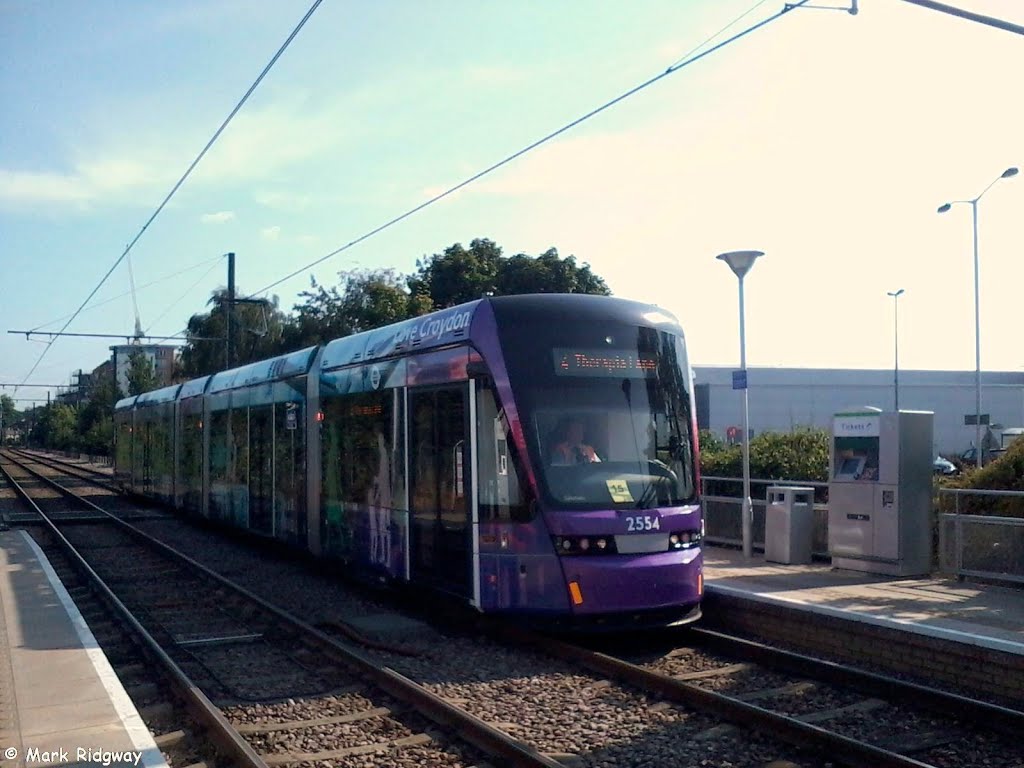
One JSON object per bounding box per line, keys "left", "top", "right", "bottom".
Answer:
{"left": 110, "top": 344, "right": 178, "bottom": 396}
{"left": 693, "top": 366, "right": 1024, "bottom": 456}
{"left": 91, "top": 359, "right": 113, "bottom": 384}
{"left": 54, "top": 369, "right": 92, "bottom": 407}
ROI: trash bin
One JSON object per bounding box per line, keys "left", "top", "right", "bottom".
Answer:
{"left": 765, "top": 486, "right": 815, "bottom": 564}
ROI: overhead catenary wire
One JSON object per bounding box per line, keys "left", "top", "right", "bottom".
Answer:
{"left": 248, "top": 0, "right": 816, "bottom": 300}
{"left": 14, "top": 0, "right": 324, "bottom": 395}
{"left": 144, "top": 255, "right": 229, "bottom": 336}
{"left": 29, "top": 253, "right": 226, "bottom": 332}
{"left": 665, "top": 0, "right": 776, "bottom": 72}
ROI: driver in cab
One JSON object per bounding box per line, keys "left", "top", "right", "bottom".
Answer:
{"left": 551, "top": 419, "right": 602, "bottom": 465}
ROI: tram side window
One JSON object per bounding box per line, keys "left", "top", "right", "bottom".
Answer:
{"left": 230, "top": 407, "right": 249, "bottom": 490}
{"left": 340, "top": 392, "right": 393, "bottom": 506}
{"left": 115, "top": 417, "right": 132, "bottom": 481}
{"left": 209, "top": 410, "right": 230, "bottom": 485}
{"left": 476, "top": 385, "right": 529, "bottom": 522}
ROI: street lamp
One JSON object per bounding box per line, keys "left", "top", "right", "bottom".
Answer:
{"left": 937, "top": 166, "right": 1018, "bottom": 468}
{"left": 716, "top": 249, "right": 763, "bottom": 559}
{"left": 887, "top": 289, "right": 904, "bottom": 411}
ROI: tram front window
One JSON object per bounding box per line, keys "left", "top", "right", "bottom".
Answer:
{"left": 492, "top": 304, "right": 699, "bottom": 511}
{"left": 527, "top": 378, "right": 695, "bottom": 510}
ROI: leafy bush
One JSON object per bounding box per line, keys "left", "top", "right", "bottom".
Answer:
{"left": 697, "top": 429, "right": 725, "bottom": 454}
{"left": 940, "top": 438, "right": 1024, "bottom": 517}
{"left": 699, "top": 427, "right": 830, "bottom": 500}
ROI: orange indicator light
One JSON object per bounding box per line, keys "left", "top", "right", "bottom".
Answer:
{"left": 698, "top": 572, "right": 704, "bottom": 595}
{"left": 568, "top": 581, "right": 584, "bottom": 606}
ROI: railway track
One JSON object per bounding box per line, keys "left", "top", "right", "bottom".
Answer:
{"left": 531, "top": 627, "right": 1024, "bottom": 767}
{"left": 3, "top": 448, "right": 170, "bottom": 524}
{"left": 7, "top": 450, "right": 1024, "bottom": 767}
{"left": 15, "top": 449, "right": 115, "bottom": 481}
{"left": 0, "top": 451, "right": 558, "bottom": 768}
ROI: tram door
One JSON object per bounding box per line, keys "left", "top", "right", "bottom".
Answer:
{"left": 409, "top": 385, "right": 472, "bottom": 598}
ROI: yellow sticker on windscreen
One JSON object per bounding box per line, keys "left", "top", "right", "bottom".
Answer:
{"left": 606, "top": 478, "right": 634, "bottom": 503}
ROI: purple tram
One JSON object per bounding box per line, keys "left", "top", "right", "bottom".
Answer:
{"left": 114, "top": 294, "right": 704, "bottom": 627}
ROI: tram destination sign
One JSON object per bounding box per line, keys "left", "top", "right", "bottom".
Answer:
{"left": 554, "top": 348, "right": 658, "bottom": 378}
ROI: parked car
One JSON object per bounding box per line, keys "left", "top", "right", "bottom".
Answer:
{"left": 933, "top": 455, "right": 958, "bottom": 475}
{"left": 958, "top": 447, "right": 998, "bottom": 467}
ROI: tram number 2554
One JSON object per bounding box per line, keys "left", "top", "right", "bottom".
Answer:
{"left": 625, "top": 515, "right": 661, "bottom": 532}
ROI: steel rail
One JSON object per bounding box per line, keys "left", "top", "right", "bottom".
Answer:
{"left": 0, "top": 454, "right": 268, "bottom": 768}
{"left": 687, "top": 626, "right": 1024, "bottom": 737}
{"left": 499, "top": 624, "right": 936, "bottom": 768}
{"left": 15, "top": 448, "right": 120, "bottom": 490}
{"left": 1, "top": 450, "right": 563, "bottom": 768}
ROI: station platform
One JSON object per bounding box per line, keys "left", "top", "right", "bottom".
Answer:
{"left": 0, "top": 530, "right": 167, "bottom": 768}
{"left": 701, "top": 545, "right": 1024, "bottom": 703}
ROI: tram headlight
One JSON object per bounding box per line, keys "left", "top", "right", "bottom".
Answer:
{"left": 669, "top": 530, "right": 703, "bottom": 550}
{"left": 552, "top": 535, "right": 617, "bottom": 555}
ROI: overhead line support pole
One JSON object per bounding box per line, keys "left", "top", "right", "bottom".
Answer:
{"left": 226, "top": 252, "right": 235, "bottom": 370}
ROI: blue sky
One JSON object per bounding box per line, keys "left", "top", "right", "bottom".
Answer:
{"left": 2, "top": 0, "right": 1022, "bottom": 405}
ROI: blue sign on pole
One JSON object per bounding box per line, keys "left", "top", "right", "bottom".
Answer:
{"left": 732, "top": 369, "right": 747, "bottom": 390}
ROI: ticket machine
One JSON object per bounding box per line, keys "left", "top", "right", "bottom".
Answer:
{"left": 828, "top": 408, "right": 933, "bottom": 576}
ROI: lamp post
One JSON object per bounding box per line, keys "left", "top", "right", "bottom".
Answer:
{"left": 717, "top": 250, "right": 763, "bottom": 559}
{"left": 887, "top": 289, "right": 904, "bottom": 411}
{"left": 938, "top": 166, "right": 1018, "bottom": 469}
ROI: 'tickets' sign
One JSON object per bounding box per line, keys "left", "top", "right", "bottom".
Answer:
{"left": 833, "top": 413, "right": 881, "bottom": 437}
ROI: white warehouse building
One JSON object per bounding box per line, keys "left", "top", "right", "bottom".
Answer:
{"left": 692, "top": 367, "right": 1024, "bottom": 456}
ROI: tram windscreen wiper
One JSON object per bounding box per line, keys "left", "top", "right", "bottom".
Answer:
{"left": 635, "top": 469, "right": 669, "bottom": 509}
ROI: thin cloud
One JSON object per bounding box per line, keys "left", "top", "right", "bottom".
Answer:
{"left": 200, "top": 211, "right": 235, "bottom": 223}
{"left": 464, "top": 65, "right": 524, "bottom": 86}
{"left": 1, "top": 95, "right": 350, "bottom": 212}
{"left": 261, "top": 225, "right": 282, "bottom": 240}
{"left": 0, "top": 169, "right": 94, "bottom": 206}
{"left": 254, "top": 189, "right": 314, "bottom": 212}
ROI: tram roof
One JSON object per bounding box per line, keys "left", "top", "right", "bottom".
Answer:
{"left": 207, "top": 346, "right": 318, "bottom": 394}
{"left": 320, "top": 300, "right": 481, "bottom": 371}
{"left": 113, "top": 395, "right": 138, "bottom": 412}
{"left": 486, "top": 293, "right": 683, "bottom": 329}
{"left": 178, "top": 375, "right": 212, "bottom": 399}
{"left": 134, "top": 383, "right": 183, "bottom": 407}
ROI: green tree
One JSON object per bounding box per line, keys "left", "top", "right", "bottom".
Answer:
{"left": 174, "top": 239, "right": 611, "bottom": 377}
{"left": 409, "top": 239, "right": 611, "bottom": 308}
{"left": 126, "top": 348, "right": 158, "bottom": 396}
{"left": 283, "top": 269, "right": 432, "bottom": 350}
{"left": 496, "top": 248, "right": 610, "bottom": 296}
{"left": 29, "top": 403, "right": 78, "bottom": 451}
{"left": 77, "top": 368, "right": 119, "bottom": 456}
{"left": 178, "top": 288, "right": 289, "bottom": 378}
{"left": 408, "top": 238, "right": 503, "bottom": 308}
{"left": 1, "top": 394, "right": 18, "bottom": 444}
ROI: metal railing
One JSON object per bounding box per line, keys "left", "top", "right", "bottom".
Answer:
{"left": 937, "top": 488, "right": 1024, "bottom": 585}
{"left": 57, "top": 449, "right": 113, "bottom": 467}
{"left": 702, "top": 477, "right": 1024, "bottom": 586}
{"left": 700, "top": 475, "right": 830, "bottom": 556}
